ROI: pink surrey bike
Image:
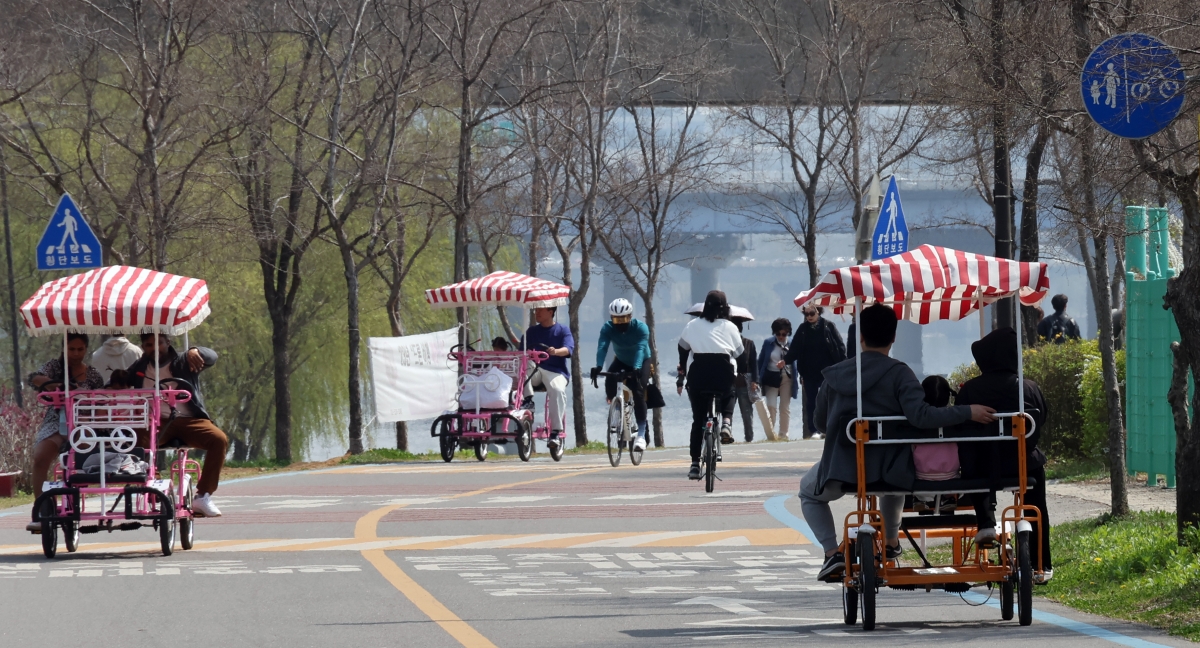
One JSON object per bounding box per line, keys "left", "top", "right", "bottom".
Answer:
{"left": 425, "top": 271, "right": 573, "bottom": 463}
{"left": 23, "top": 266, "right": 211, "bottom": 558}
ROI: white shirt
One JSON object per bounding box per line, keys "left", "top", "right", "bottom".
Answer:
{"left": 678, "top": 318, "right": 744, "bottom": 372}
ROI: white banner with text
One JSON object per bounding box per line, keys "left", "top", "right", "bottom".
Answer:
{"left": 367, "top": 328, "right": 459, "bottom": 423}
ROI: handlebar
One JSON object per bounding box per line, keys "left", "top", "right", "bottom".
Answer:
{"left": 842, "top": 411, "right": 1038, "bottom": 445}
{"left": 592, "top": 369, "right": 638, "bottom": 389}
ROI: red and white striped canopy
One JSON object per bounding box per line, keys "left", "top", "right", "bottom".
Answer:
{"left": 794, "top": 245, "right": 1050, "bottom": 324}
{"left": 425, "top": 271, "right": 570, "bottom": 309}
{"left": 21, "top": 266, "right": 211, "bottom": 337}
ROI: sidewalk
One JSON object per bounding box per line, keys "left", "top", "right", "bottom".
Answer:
{"left": 1048, "top": 475, "right": 1175, "bottom": 523}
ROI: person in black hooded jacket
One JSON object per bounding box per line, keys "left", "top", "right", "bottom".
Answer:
{"left": 955, "top": 326, "right": 1052, "bottom": 581}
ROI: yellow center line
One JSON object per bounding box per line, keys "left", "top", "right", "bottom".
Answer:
{"left": 355, "top": 467, "right": 600, "bottom": 648}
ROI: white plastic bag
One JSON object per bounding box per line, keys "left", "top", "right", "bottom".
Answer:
{"left": 458, "top": 366, "right": 513, "bottom": 410}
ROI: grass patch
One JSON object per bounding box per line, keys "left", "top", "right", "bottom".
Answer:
{"left": 1042, "top": 511, "right": 1200, "bottom": 641}
{"left": 1044, "top": 456, "right": 1106, "bottom": 482}
{"left": 566, "top": 440, "right": 608, "bottom": 455}
{"left": 224, "top": 458, "right": 290, "bottom": 469}
{"left": 0, "top": 491, "right": 35, "bottom": 510}
{"left": 341, "top": 448, "right": 449, "bottom": 464}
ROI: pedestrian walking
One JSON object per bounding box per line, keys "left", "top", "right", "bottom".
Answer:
{"left": 734, "top": 321, "right": 758, "bottom": 442}
{"left": 785, "top": 305, "right": 846, "bottom": 440}
{"left": 1037, "top": 294, "right": 1081, "bottom": 344}
{"left": 758, "top": 318, "right": 798, "bottom": 440}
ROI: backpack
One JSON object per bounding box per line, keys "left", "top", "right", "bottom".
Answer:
{"left": 1048, "top": 315, "right": 1067, "bottom": 343}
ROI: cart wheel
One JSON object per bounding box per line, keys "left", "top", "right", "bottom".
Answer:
{"left": 440, "top": 434, "right": 456, "bottom": 462}
{"left": 549, "top": 438, "right": 564, "bottom": 462}
{"left": 159, "top": 494, "right": 176, "bottom": 556}
{"left": 516, "top": 420, "right": 533, "bottom": 462}
{"left": 843, "top": 584, "right": 858, "bottom": 625}
{"left": 858, "top": 531, "right": 877, "bottom": 631}
{"left": 39, "top": 498, "right": 57, "bottom": 559}
{"left": 1001, "top": 579, "right": 1014, "bottom": 620}
{"left": 1017, "top": 530, "right": 1033, "bottom": 626}
{"left": 64, "top": 519, "right": 80, "bottom": 553}
{"left": 474, "top": 442, "right": 488, "bottom": 461}
{"left": 180, "top": 482, "right": 195, "bottom": 550}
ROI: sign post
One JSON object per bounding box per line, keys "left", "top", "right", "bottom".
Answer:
{"left": 871, "top": 176, "right": 909, "bottom": 260}
{"left": 36, "top": 194, "right": 102, "bottom": 271}
{"left": 1081, "top": 33, "right": 1185, "bottom": 139}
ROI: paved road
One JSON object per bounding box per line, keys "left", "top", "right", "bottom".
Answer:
{"left": 0, "top": 440, "right": 1188, "bottom": 647}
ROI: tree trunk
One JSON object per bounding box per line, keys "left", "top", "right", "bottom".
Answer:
{"left": 644, "top": 293, "right": 664, "bottom": 448}
{"left": 270, "top": 316, "right": 293, "bottom": 463}
{"left": 343, "top": 255, "right": 365, "bottom": 455}
{"left": 395, "top": 422, "right": 408, "bottom": 452}
{"left": 1168, "top": 310, "right": 1200, "bottom": 542}
{"left": 1019, "top": 121, "right": 1049, "bottom": 345}
{"left": 566, "top": 246, "right": 589, "bottom": 448}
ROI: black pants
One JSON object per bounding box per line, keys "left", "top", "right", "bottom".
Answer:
{"left": 687, "top": 388, "right": 735, "bottom": 460}
{"left": 735, "top": 381, "right": 754, "bottom": 441}
{"left": 965, "top": 456, "right": 1052, "bottom": 571}
{"left": 605, "top": 358, "right": 650, "bottom": 425}
{"left": 801, "top": 373, "right": 822, "bottom": 437}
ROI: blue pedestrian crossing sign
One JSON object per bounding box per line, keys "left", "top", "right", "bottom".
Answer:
{"left": 872, "top": 176, "right": 908, "bottom": 260}
{"left": 37, "top": 194, "right": 102, "bottom": 271}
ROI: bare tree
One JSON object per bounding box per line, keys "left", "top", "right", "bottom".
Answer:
{"left": 596, "top": 28, "right": 728, "bottom": 444}
{"left": 287, "top": 0, "right": 437, "bottom": 454}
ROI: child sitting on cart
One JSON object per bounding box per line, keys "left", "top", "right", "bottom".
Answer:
{"left": 801, "top": 303, "right": 997, "bottom": 582}
{"left": 955, "top": 327, "right": 1052, "bottom": 581}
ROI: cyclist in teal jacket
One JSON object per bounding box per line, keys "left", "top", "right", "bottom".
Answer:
{"left": 591, "top": 298, "right": 653, "bottom": 450}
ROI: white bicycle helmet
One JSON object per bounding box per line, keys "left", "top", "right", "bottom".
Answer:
{"left": 608, "top": 298, "right": 634, "bottom": 318}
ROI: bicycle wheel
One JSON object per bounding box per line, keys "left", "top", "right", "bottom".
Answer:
{"left": 516, "top": 419, "right": 533, "bottom": 462}
{"left": 704, "top": 425, "right": 717, "bottom": 493}
{"left": 606, "top": 396, "right": 624, "bottom": 467}
{"left": 628, "top": 404, "right": 643, "bottom": 466}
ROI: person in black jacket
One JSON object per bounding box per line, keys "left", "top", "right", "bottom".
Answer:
{"left": 955, "top": 326, "right": 1052, "bottom": 582}
{"left": 733, "top": 321, "right": 758, "bottom": 442}
{"left": 1036, "top": 294, "right": 1081, "bottom": 344}
{"left": 129, "top": 334, "right": 229, "bottom": 518}
{"left": 785, "top": 305, "right": 846, "bottom": 439}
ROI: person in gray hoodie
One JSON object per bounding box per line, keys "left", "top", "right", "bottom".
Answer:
{"left": 802, "top": 303, "right": 996, "bottom": 581}
{"left": 91, "top": 335, "right": 143, "bottom": 383}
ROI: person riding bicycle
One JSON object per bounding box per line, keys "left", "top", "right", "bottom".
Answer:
{"left": 676, "top": 290, "right": 743, "bottom": 480}
{"left": 591, "top": 298, "right": 652, "bottom": 451}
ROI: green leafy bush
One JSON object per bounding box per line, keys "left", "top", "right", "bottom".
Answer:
{"left": 949, "top": 339, "right": 1124, "bottom": 462}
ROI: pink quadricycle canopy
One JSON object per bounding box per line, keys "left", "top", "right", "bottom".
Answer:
{"left": 21, "top": 265, "right": 211, "bottom": 337}
{"left": 425, "top": 270, "right": 570, "bottom": 309}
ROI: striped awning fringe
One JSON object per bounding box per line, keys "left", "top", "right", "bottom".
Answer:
{"left": 21, "top": 266, "right": 211, "bottom": 337}
{"left": 425, "top": 271, "right": 570, "bottom": 309}
{"left": 793, "top": 245, "right": 1050, "bottom": 324}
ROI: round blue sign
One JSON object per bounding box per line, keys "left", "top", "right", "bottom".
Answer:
{"left": 1081, "top": 33, "right": 1185, "bottom": 139}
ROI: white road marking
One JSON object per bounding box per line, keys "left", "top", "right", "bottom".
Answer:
{"left": 628, "top": 586, "right": 738, "bottom": 594}
{"left": 676, "top": 596, "right": 768, "bottom": 615}
{"left": 484, "top": 495, "right": 555, "bottom": 503}
{"left": 702, "top": 491, "right": 777, "bottom": 498}
{"left": 592, "top": 494, "right": 667, "bottom": 500}
{"left": 259, "top": 499, "right": 341, "bottom": 509}
{"left": 452, "top": 533, "right": 594, "bottom": 549}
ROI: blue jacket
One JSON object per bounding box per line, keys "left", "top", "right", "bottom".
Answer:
{"left": 757, "top": 337, "right": 800, "bottom": 399}
{"left": 596, "top": 319, "right": 651, "bottom": 370}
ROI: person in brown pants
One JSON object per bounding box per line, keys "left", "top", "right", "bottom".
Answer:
{"left": 129, "top": 334, "right": 228, "bottom": 517}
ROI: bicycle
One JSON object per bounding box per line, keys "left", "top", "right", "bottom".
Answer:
{"left": 593, "top": 370, "right": 643, "bottom": 467}
{"left": 698, "top": 393, "right": 723, "bottom": 492}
